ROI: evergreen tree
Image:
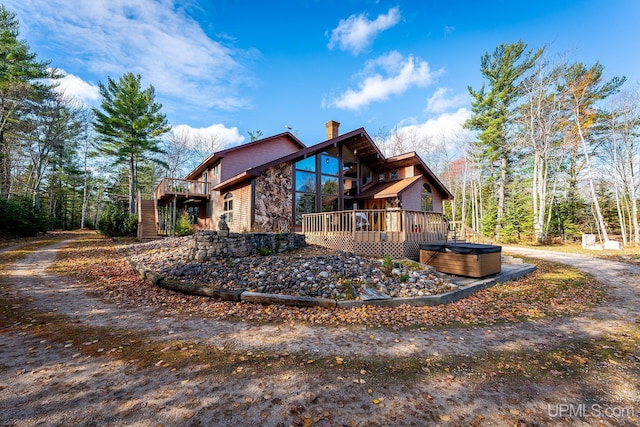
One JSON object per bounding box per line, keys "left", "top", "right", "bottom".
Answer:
{"left": 93, "top": 72, "right": 170, "bottom": 214}
{"left": 465, "top": 41, "right": 543, "bottom": 241}
{"left": 0, "top": 5, "right": 53, "bottom": 198}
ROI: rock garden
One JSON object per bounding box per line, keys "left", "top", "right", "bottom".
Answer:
{"left": 123, "top": 236, "right": 458, "bottom": 301}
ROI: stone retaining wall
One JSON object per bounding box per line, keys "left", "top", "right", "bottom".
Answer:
{"left": 190, "top": 230, "right": 306, "bottom": 261}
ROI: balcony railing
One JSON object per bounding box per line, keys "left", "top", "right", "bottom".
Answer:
{"left": 302, "top": 209, "right": 448, "bottom": 258}
{"left": 303, "top": 209, "right": 446, "bottom": 238}
{"left": 154, "top": 177, "right": 210, "bottom": 201}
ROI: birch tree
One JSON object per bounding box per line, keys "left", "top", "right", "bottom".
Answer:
{"left": 561, "top": 62, "right": 625, "bottom": 242}
{"left": 607, "top": 89, "right": 639, "bottom": 245}
{"left": 517, "top": 56, "right": 564, "bottom": 243}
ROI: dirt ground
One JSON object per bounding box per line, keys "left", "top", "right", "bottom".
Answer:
{"left": 1, "top": 239, "right": 639, "bottom": 426}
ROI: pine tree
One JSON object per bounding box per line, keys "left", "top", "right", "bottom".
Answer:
{"left": 93, "top": 72, "right": 170, "bottom": 214}
{"left": 0, "top": 5, "right": 52, "bottom": 198}
{"left": 465, "top": 41, "right": 543, "bottom": 241}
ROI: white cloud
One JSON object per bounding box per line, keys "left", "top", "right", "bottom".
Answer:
{"left": 324, "top": 51, "right": 441, "bottom": 110}
{"left": 171, "top": 123, "right": 245, "bottom": 149}
{"left": 425, "top": 87, "right": 468, "bottom": 114}
{"left": 327, "top": 7, "right": 400, "bottom": 55}
{"left": 7, "top": 0, "right": 252, "bottom": 113}
{"left": 392, "top": 108, "right": 472, "bottom": 153}
{"left": 53, "top": 70, "right": 100, "bottom": 105}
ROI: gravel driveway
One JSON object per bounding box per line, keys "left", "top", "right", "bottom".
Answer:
{"left": 1, "top": 239, "right": 638, "bottom": 426}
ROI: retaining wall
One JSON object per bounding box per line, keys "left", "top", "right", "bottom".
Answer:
{"left": 189, "top": 230, "right": 306, "bottom": 261}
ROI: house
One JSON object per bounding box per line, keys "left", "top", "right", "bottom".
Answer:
{"left": 143, "top": 121, "right": 453, "bottom": 258}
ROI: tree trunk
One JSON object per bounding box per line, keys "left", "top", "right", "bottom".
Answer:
{"left": 129, "top": 155, "right": 136, "bottom": 215}
{"left": 495, "top": 153, "right": 507, "bottom": 240}
{"left": 0, "top": 130, "right": 11, "bottom": 198}
{"left": 576, "top": 109, "right": 609, "bottom": 242}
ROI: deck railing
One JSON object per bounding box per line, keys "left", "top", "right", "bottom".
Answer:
{"left": 302, "top": 209, "right": 448, "bottom": 258}
{"left": 448, "top": 221, "right": 493, "bottom": 244}
{"left": 154, "top": 177, "right": 210, "bottom": 200}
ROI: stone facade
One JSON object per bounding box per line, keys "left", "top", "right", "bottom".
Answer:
{"left": 254, "top": 162, "right": 293, "bottom": 232}
{"left": 190, "top": 230, "right": 306, "bottom": 261}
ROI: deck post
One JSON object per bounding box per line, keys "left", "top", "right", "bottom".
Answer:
{"left": 172, "top": 195, "right": 177, "bottom": 237}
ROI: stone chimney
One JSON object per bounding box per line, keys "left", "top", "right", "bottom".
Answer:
{"left": 325, "top": 120, "right": 340, "bottom": 140}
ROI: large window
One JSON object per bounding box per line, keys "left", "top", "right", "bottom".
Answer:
{"left": 320, "top": 152, "right": 339, "bottom": 212}
{"left": 223, "top": 192, "right": 234, "bottom": 222}
{"left": 294, "top": 155, "right": 317, "bottom": 224}
{"left": 421, "top": 183, "right": 433, "bottom": 212}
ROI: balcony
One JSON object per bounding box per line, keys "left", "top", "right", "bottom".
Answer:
{"left": 154, "top": 177, "right": 210, "bottom": 203}
{"left": 302, "top": 209, "right": 448, "bottom": 259}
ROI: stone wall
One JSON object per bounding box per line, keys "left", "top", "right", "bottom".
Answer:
{"left": 190, "top": 230, "right": 306, "bottom": 261}
{"left": 254, "top": 162, "right": 293, "bottom": 231}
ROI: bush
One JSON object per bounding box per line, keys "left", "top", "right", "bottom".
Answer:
{"left": 97, "top": 205, "right": 137, "bottom": 237}
{"left": 0, "top": 196, "right": 50, "bottom": 237}
{"left": 175, "top": 211, "right": 193, "bottom": 236}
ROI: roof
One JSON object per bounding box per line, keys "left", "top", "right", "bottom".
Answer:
{"left": 214, "top": 128, "right": 377, "bottom": 190}
{"left": 185, "top": 132, "right": 306, "bottom": 180}
{"left": 354, "top": 176, "right": 422, "bottom": 200}
{"left": 384, "top": 152, "right": 453, "bottom": 200}
{"left": 212, "top": 127, "right": 453, "bottom": 200}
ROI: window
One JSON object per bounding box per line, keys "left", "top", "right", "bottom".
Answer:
{"left": 212, "top": 162, "right": 220, "bottom": 176}
{"left": 296, "top": 155, "right": 316, "bottom": 172}
{"left": 389, "top": 170, "right": 399, "bottom": 180}
{"left": 223, "top": 192, "right": 233, "bottom": 222}
{"left": 321, "top": 154, "right": 339, "bottom": 175}
{"left": 421, "top": 183, "right": 433, "bottom": 211}
{"left": 378, "top": 172, "right": 385, "bottom": 182}
{"left": 362, "top": 164, "right": 372, "bottom": 185}
{"left": 294, "top": 155, "right": 317, "bottom": 224}
{"left": 321, "top": 176, "right": 339, "bottom": 194}
{"left": 187, "top": 206, "right": 199, "bottom": 225}
{"left": 296, "top": 171, "right": 315, "bottom": 192}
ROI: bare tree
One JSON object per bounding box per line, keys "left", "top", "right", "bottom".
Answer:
{"left": 561, "top": 62, "right": 626, "bottom": 242}
{"left": 606, "top": 88, "right": 640, "bottom": 245}
{"left": 517, "top": 55, "right": 565, "bottom": 243}
{"left": 164, "top": 127, "right": 194, "bottom": 178}
{"left": 194, "top": 132, "right": 224, "bottom": 162}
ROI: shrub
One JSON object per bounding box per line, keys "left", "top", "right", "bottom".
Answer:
{"left": 381, "top": 254, "right": 393, "bottom": 276}
{"left": 175, "top": 211, "right": 194, "bottom": 236}
{"left": 97, "top": 205, "right": 137, "bottom": 237}
{"left": 0, "top": 196, "right": 50, "bottom": 237}
{"left": 256, "top": 246, "right": 273, "bottom": 256}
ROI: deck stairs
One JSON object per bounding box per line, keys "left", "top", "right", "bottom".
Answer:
{"left": 138, "top": 199, "right": 160, "bottom": 240}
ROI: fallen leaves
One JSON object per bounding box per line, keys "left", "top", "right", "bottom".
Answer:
{"left": 53, "top": 236, "right": 606, "bottom": 331}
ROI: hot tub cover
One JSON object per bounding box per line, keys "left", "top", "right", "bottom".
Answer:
{"left": 420, "top": 242, "right": 502, "bottom": 255}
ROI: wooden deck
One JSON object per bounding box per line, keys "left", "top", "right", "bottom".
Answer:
{"left": 302, "top": 209, "right": 448, "bottom": 259}
{"left": 154, "top": 177, "right": 210, "bottom": 203}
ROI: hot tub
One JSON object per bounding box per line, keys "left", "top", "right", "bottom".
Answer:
{"left": 419, "top": 242, "right": 502, "bottom": 278}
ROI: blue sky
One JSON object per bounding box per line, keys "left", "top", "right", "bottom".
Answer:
{"left": 5, "top": 0, "right": 639, "bottom": 156}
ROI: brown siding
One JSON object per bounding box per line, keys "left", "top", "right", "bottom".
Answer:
{"left": 214, "top": 185, "right": 252, "bottom": 232}
{"left": 401, "top": 177, "right": 443, "bottom": 213}
{"left": 221, "top": 136, "right": 301, "bottom": 182}
{"left": 399, "top": 179, "right": 423, "bottom": 211}
{"left": 253, "top": 162, "right": 293, "bottom": 231}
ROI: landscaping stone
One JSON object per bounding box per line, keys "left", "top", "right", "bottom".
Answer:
{"left": 123, "top": 236, "right": 456, "bottom": 301}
